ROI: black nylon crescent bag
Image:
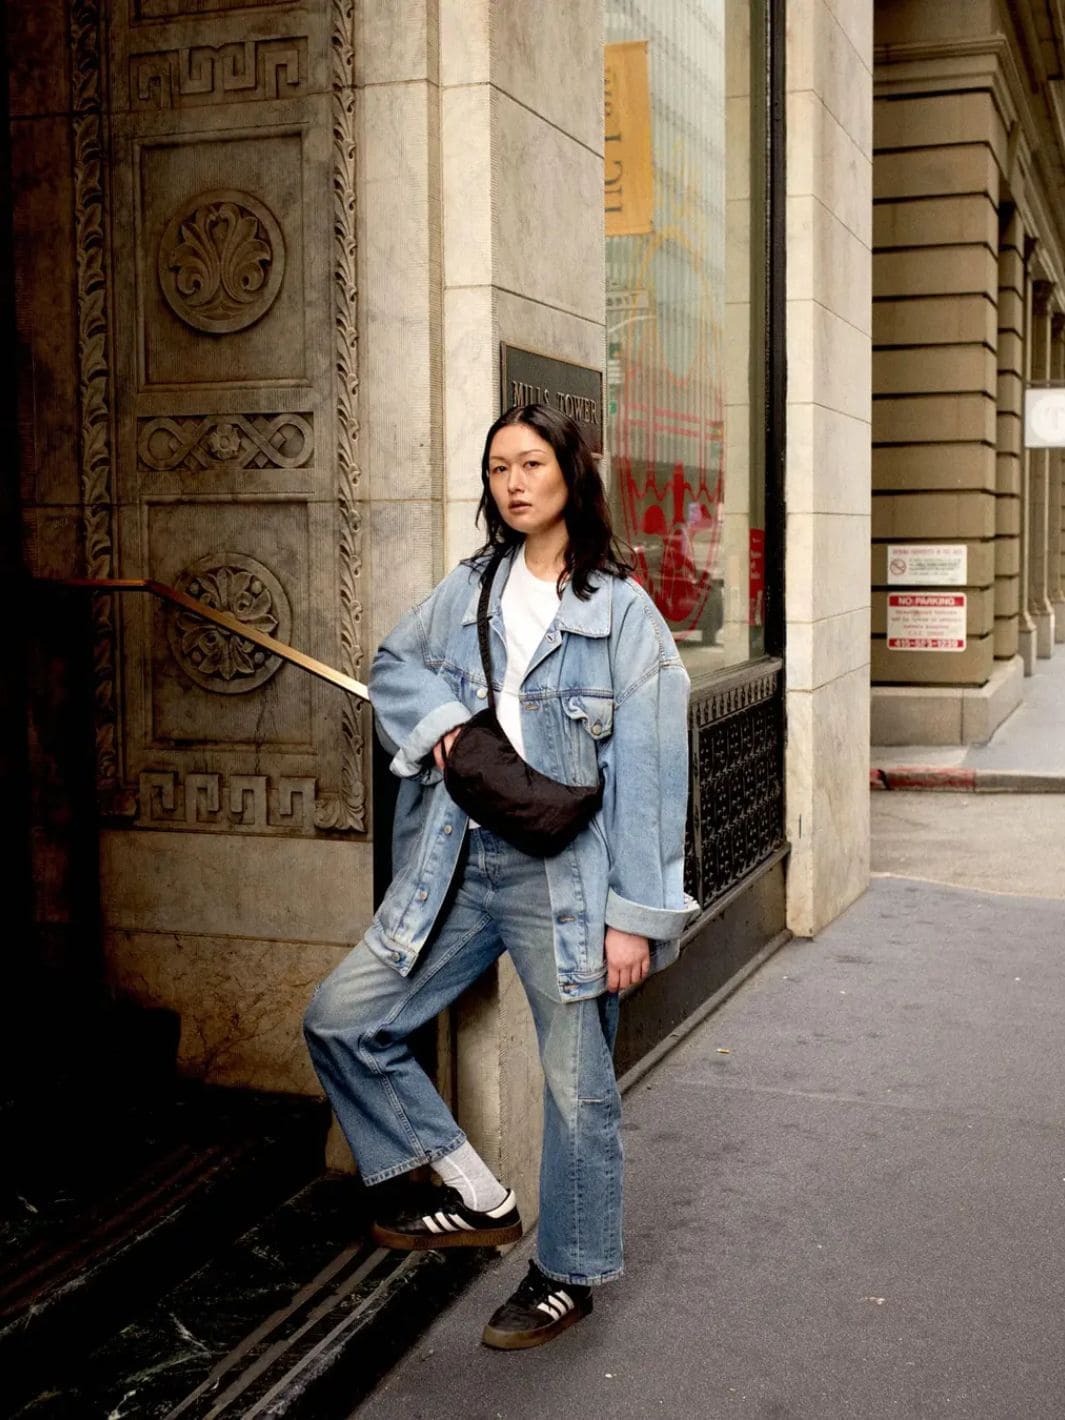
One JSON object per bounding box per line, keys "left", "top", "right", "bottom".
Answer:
{"left": 442, "top": 552, "right": 604, "bottom": 858}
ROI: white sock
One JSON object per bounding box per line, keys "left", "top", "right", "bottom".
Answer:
{"left": 433, "top": 1141, "right": 508, "bottom": 1212}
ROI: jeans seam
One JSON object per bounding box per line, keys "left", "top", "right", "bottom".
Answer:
{"left": 571, "top": 1006, "right": 584, "bottom": 1275}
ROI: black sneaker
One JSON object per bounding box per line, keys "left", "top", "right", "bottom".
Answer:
{"left": 371, "top": 1184, "right": 522, "bottom": 1251}
{"left": 481, "top": 1261, "right": 592, "bottom": 1350}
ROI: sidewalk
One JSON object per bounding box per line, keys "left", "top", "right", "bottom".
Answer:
{"left": 871, "top": 650, "right": 1065, "bottom": 790}
{"left": 356, "top": 871, "right": 1065, "bottom": 1420}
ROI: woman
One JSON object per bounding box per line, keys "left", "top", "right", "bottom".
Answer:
{"left": 304, "top": 404, "right": 696, "bottom": 1350}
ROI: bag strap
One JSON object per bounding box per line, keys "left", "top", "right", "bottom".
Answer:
{"left": 476, "top": 548, "right": 507, "bottom": 714}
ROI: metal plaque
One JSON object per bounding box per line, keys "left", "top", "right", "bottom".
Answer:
{"left": 500, "top": 345, "right": 604, "bottom": 452}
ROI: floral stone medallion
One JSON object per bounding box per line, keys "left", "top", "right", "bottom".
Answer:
{"left": 158, "top": 190, "right": 286, "bottom": 335}
{"left": 168, "top": 553, "right": 292, "bottom": 694}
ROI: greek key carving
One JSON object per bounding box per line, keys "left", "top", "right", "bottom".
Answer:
{"left": 138, "top": 413, "right": 314, "bottom": 473}
{"left": 137, "top": 770, "right": 319, "bottom": 832}
{"left": 168, "top": 553, "right": 292, "bottom": 694}
{"left": 315, "top": 0, "right": 366, "bottom": 833}
{"left": 132, "top": 38, "right": 308, "bottom": 110}
{"left": 158, "top": 191, "right": 285, "bottom": 335}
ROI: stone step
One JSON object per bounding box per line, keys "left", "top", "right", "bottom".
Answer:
{"left": 1, "top": 1084, "right": 329, "bottom": 1412}
{"left": 10, "top": 1173, "right": 490, "bottom": 1418}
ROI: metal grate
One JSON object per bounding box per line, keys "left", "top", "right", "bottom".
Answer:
{"left": 685, "top": 658, "right": 785, "bottom": 909}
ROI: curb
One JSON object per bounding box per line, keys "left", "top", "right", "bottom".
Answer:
{"left": 871, "top": 767, "right": 1065, "bottom": 793}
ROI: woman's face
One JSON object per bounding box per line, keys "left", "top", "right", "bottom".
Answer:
{"left": 487, "top": 423, "right": 569, "bottom": 541}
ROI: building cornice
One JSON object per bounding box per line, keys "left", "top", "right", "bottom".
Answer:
{"left": 873, "top": 35, "right": 1032, "bottom": 140}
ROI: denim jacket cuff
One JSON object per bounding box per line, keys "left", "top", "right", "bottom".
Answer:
{"left": 604, "top": 889, "right": 699, "bottom": 940}
{"left": 390, "top": 700, "right": 472, "bottom": 778}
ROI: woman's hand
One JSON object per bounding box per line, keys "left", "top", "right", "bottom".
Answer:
{"left": 432, "top": 726, "right": 463, "bottom": 772}
{"left": 605, "top": 926, "right": 650, "bottom": 993}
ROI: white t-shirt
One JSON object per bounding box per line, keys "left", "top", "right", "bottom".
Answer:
{"left": 497, "top": 545, "right": 561, "bottom": 761}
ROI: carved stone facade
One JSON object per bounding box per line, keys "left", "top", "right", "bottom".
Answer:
{"left": 13, "top": 0, "right": 375, "bottom": 1103}
{"left": 72, "top": 0, "right": 368, "bottom": 834}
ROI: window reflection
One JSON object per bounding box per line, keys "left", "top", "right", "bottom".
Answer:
{"left": 605, "top": 0, "right": 761, "bottom": 676}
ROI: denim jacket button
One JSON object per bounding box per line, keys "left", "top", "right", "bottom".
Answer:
{"left": 416, "top": 889, "right": 428, "bottom": 901}
{"left": 592, "top": 722, "right": 603, "bottom": 735}
{"left": 476, "top": 687, "right": 488, "bottom": 699}
{"left": 443, "top": 824, "right": 453, "bottom": 835}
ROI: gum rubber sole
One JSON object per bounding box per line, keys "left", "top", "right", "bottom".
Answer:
{"left": 481, "top": 1300, "right": 591, "bottom": 1350}
{"left": 371, "top": 1219, "right": 522, "bottom": 1251}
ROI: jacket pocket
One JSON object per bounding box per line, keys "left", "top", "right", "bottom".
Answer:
{"left": 561, "top": 694, "right": 614, "bottom": 782}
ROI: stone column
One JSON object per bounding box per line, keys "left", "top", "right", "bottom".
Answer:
{"left": 1027, "top": 280, "right": 1056, "bottom": 655}
{"left": 785, "top": 0, "right": 873, "bottom": 935}
{"left": 994, "top": 208, "right": 1025, "bottom": 664}
{"left": 439, "top": 0, "right": 607, "bottom": 1211}
{"left": 1016, "top": 240, "right": 1039, "bottom": 670}
{"left": 870, "top": 72, "right": 1006, "bottom": 742}
{"left": 1052, "top": 315, "right": 1065, "bottom": 639}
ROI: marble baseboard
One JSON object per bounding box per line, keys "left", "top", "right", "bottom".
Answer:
{"left": 869, "top": 655, "right": 1024, "bottom": 747}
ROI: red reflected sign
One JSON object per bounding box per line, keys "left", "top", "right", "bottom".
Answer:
{"left": 620, "top": 456, "right": 722, "bottom": 633}
{"left": 749, "top": 528, "right": 765, "bottom": 626}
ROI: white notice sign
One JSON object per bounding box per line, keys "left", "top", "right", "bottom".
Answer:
{"left": 1025, "top": 387, "right": 1065, "bottom": 447}
{"left": 886, "top": 544, "right": 967, "bottom": 586}
{"left": 887, "top": 593, "right": 967, "bottom": 652}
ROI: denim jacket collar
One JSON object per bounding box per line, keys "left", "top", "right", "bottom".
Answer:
{"left": 459, "top": 549, "right": 612, "bottom": 638}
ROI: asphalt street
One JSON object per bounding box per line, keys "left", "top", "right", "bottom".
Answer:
{"left": 357, "top": 799, "right": 1065, "bottom": 1420}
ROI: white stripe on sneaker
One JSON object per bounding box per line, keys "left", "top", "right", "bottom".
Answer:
{"left": 484, "top": 1189, "right": 517, "bottom": 1220}
{"left": 535, "top": 1291, "right": 574, "bottom": 1322}
{"left": 423, "top": 1215, "right": 443, "bottom": 1234}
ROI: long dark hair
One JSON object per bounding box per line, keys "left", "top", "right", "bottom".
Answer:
{"left": 471, "top": 404, "right": 633, "bottom": 599}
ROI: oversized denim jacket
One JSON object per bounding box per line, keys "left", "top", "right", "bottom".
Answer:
{"left": 365, "top": 551, "right": 700, "bottom": 1001}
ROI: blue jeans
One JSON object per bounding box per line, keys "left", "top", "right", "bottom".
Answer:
{"left": 303, "top": 827, "right": 623, "bottom": 1286}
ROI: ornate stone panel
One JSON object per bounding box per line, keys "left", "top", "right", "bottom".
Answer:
{"left": 137, "top": 412, "right": 314, "bottom": 472}
{"left": 139, "top": 138, "right": 305, "bottom": 386}
{"left": 157, "top": 189, "right": 286, "bottom": 334}
{"left": 74, "top": 0, "right": 366, "bottom": 834}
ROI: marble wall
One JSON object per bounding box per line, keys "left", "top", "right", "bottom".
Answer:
{"left": 347, "top": 0, "right": 607, "bottom": 1206}
{"left": 784, "top": 0, "right": 873, "bottom": 935}
{"left": 437, "top": 0, "right": 606, "bottom": 1208}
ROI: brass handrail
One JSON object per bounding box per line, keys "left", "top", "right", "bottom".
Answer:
{"left": 48, "top": 577, "right": 369, "bottom": 701}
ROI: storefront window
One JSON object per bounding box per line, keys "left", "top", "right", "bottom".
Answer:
{"left": 604, "top": 0, "right": 765, "bottom": 678}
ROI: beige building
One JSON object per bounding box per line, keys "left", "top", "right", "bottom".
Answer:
{"left": 9, "top": 0, "right": 873, "bottom": 1220}
{"left": 872, "top": 0, "right": 1065, "bottom": 744}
